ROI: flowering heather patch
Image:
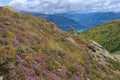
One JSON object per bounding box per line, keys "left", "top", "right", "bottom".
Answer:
{"left": 15, "top": 32, "right": 26, "bottom": 43}
{"left": 35, "top": 56, "right": 43, "bottom": 63}
{"left": 50, "top": 73, "right": 61, "bottom": 80}
{"left": 26, "top": 76, "right": 38, "bottom": 80}
{"left": 76, "top": 65, "right": 82, "bottom": 71}
{"left": 31, "top": 60, "right": 38, "bottom": 66}
{"left": 29, "top": 60, "right": 38, "bottom": 69}
{"left": 17, "top": 35, "right": 26, "bottom": 43}
{"left": 13, "top": 39, "right": 20, "bottom": 46}
{"left": 37, "top": 36, "right": 42, "bottom": 43}
{"left": 74, "top": 76, "right": 80, "bottom": 80}
{"left": 0, "top": 27, "right": 7, "bottom": 37}
{"left": 17, "top": 23, "right": 24, "bottom": 28}
{"left": 16, "top": 55, "right": 22, "bottom": 64}
{"left": 41, "top": 67, "right": 49, "bottom": 74}
{"left": 0, "top": 37, "right": 4, "bottom": 42}
{"left": 57, "top": 70, "right": 67, "bottom": 78}
{"left": 25, "top": 68, "right": 35, "bottom": 76}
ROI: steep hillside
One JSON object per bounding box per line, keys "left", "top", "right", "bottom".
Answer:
{"left": 0, "top": 6, "right": 120, "bottom": 80}
{"left": 79, "top": 20, "right": 120, "bottom": 53}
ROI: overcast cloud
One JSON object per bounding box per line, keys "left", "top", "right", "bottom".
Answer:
{"left": 8, "top": 0, "right": 120, "bottom": 14}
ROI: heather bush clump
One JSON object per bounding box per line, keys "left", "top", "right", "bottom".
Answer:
{"left": 37, "top": 36, "right": 42, "bottom": 43}
{"left": 16, "top": 55, "right": 22, "bottom": 64}
{"left": 74, "top": 76, "right": 80, "bottom": 80}
{"left": 26, "top": 76, "right": 38, "bottom": 80}
{"left": 1, "top": 27, "right": 7, "bottom": 37}
{"left": 57, "top": 70, "right": 67, "bottom": 78}
{"left": 17, "top": 35, "right": 27, "bottom": 43}
{"left": 25, "top": 68, "right": 35, "bottom": 77}
{"left": 0, "top": 37, "right": 4, "bottom": 43}
{"left": 13, "top": 39, "right": 20, "bottom": 46}
{"left": 50, "top": 73, "right": 61, "bottom": 80}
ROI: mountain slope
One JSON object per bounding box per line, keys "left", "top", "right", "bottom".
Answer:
{"left": 79, "top": 20, "right": 120, "bottom": 53}
{"left": 0, "top": 6, "right": 120, "bottom": 80}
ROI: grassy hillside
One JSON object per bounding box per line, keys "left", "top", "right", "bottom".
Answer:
{"left": 79, "top": 20, "right": 120, "bottom": 53}
{"left": 0, "top": 6, "right": 120, "bottom": 80}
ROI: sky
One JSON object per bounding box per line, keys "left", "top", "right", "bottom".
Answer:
{"left": 0, "top": 0, "right": 120, "bottom": 14}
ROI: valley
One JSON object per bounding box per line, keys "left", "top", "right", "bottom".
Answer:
{"left": 27, "top": 12, "right": 120, "bottom": 32}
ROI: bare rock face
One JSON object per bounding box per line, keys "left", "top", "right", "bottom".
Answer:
{"left": 113, "top": 54, "right": 120, "bottom": 61}
{"left": 88, "top": 40, "right": 117, "bottom": 65}
{"left": 0, "top": 76, "right": 3, "bottom": 80}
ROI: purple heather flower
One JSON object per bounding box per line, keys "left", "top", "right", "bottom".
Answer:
{"left": 30, "top": 60, "right": 38, "bottom": 68}
{"left": 41, "top": 68, "right": 48, "bottom": 74}
{"left": 19, "top": 36, "right": 26, "bottom": 42}
{"left": 58, "top": 71, "right": 67, "bottom": 78}
{"left": 31, "top": 60, "right": 38, "bottom": 65}
{"left": 13, "top": 39, "right": 19, "bottom": 46}
{"left": 35, "top": 56, "right": 43, "bottom": 62}
{"left": 37, "top": 37, "right": 42, "bottom": 43}
{"left": 25, "top": 68, "right": 34, "bottom": 76}
{"left": 26, "top": 77, "right": 38, "bottom": 80}
{"left": 1, "top": 27, "right": 7, "bottom": 36}
{"left": 76, "top": 65, "right": 81, "bottom": 70}
{"left": 51, "top": 73, "right": 61, "bottom": 80}
{"left": 74, "top": 76, "right": 80, "bottom": 80}
{"left": 17, "top": 56, "right": 22, "bottom": 63}
{"left": 0, "top": 37, "right": 4, "bottom": 42}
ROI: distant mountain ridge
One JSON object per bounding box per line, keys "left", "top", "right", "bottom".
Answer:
{"left": 27, "top": 12, "right": 120, "bottom": 32}
{"left": 29, "top": 12, "right": 86, "bottom": 32}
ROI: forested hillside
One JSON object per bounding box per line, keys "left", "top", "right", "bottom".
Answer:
{"left": 79, "top": 20, "right": 120, "bottom": 53}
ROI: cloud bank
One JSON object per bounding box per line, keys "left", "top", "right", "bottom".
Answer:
{"left": 9, "top": 0, "right": 120, "bottom": 14}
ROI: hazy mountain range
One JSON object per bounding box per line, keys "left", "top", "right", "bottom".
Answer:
{"left": 27, "top": 12, "right": 120, "bottom": 32}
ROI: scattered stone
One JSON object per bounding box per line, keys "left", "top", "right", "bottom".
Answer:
{"left": 0, "top": 76, "right": 3, "bottom": 80}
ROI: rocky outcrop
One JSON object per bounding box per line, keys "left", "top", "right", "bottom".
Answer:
{"left": 113, "top": 54, "right": 120, "bottom": 61}
{"left": 88, "top": 40, "right": 117, "bottom": 65}
{"left": 0, "top": 76, "right": 3, "bottom": 80}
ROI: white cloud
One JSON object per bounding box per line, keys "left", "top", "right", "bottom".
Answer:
{"left": 9, "top": 0, "right": 120, "bottom": 14}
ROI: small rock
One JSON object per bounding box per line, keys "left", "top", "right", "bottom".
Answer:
{"left": 0, "top": 76, "right": 3, "bottom": 80}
